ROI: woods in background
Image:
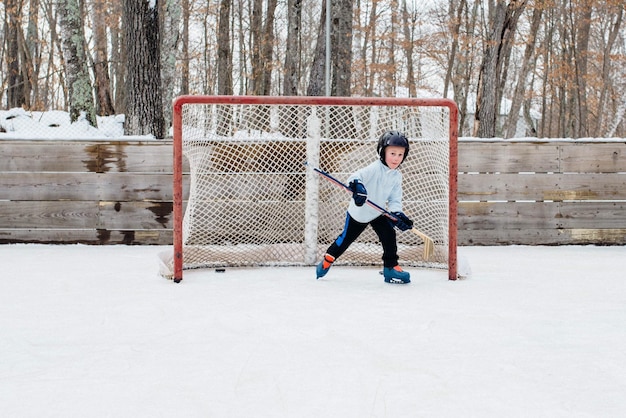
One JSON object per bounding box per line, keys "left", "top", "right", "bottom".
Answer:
{"left": 1, "top": 0, "right": 625, "bottom": 138}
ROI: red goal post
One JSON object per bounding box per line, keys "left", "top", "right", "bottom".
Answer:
{"left": 170, "top": 95, "right": 459, "bottom": 282}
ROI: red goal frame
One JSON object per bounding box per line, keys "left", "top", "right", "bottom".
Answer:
{"left": 172, "top": 95, "right": 459, "bottom": 282}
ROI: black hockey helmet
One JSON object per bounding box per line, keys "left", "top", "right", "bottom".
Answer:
{"left": 377, "top": 130, "right": 409, "bottom": 166}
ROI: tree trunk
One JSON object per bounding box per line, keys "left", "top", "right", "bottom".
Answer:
{"left": 180, "top": 0, "right": 190, "bottom": 95}
{"left": 401, "top": 0, "right": 416, "bottom": 97}
{"left": 365, "top": 0, "right": 378, "bottom": 96}
{"left": 306, "top": 2, "right": 327, "bottom": 96}
{"left": 504, "top": 3, "right": 542, "bottom": 138}
{"left": 443, "top": 0, "right": 465, "bottom": 99}
{"left": 58, "top": 0, "right": 97, "bottom": 126}
{"left": 250, "top": 0, "right": 263, "bottom": 94}
{"left": 6, "top": 0, "right": 26, "bottom": 109}
{"left": 217, "top": 0, "right": 233, "bottom": 96}
{"left": 596, "top": 6, "right": 623, "bottom": 136}
{"left": 452, "top": 0, "right": 479, "bottom": 136}
{"left": 123, "top": 0, "right": 165, "bottom": 138}
{"left": 473, "top": 0, "right": 526, "bottom": 138}
{"left": 573, "top": 1, "right": 592, "bottom": 137}
{"left": 249, "top": 0, "right": 277, "bottom": 95}
{"left": 283, "top": 0, "right": 302, "bottom": 96}
{"left": 332, "top": 0, "right": 352, "bottom": 96}
{"left": 110, "top": 3, "right": 125, "bottom": 114}
{"left": 160, "top": 0, "right": 181, "bottom": 131}
{"left": 25, "top": 0, "right": 41, "bottom": 109}
{"left": 91, "top": 0, "right": 115, "bottom": 116}
{"left": 261, "top": 0, "right": 277, "bottom": 95}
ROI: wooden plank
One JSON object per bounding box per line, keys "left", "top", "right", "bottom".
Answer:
{"left": 0, "top": 201, "right": 98, "bottom": 228}
{"left": 560, "top": 142, "right": 626, "bottom": 173}
{"left": 2, "top": 172, "right": 103, "bottom": 200}
{"left": 542, "top": 173, "right": 626, "bottom": 201}
{"left": 0, "top": 200, "right": 185, "bottom": 230}
{"left": 0, "top": 228, "right": 173, "bottom": 245}
{"left": 458, "top": 229, "right": 626, "bottom": 245}
{"left": 556, "top": 201, "right": 626, "bottom": 228}
{"left": 458, "top": 201, "right": 560, "bottom": 229}
{"left": 458, "top": 141, "right": 560, "bottom": 173}
{"left": 2, "top": 172, "right": 190, "bottom": 201}
{"left": 0, "top": 140, "right": 189, "bottom": 173}
{"left": 459, "top": 201, "right": 626, "bottom": 230}
{"left": 459, "top": 173, "right": 550, "bottom": 201}
{"left": 458, "top": 229, "right": 564, "bottom": 245}
{"left": 3, "top": 139, "right": 626, "bottom": 247}
{"left": 459, "top": 173, "right": 626, "bottom": 201}
{"left": 95, "top": 142, "right": 188, "bottom": 173}
{"left": 0, "top": 141, "right": 93, "bottom": 172}
{"left": 98, "top": 201, "right": 174, "bottom": 229}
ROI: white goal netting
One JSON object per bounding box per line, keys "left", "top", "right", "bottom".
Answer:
{"left": 163, "top": 97, "right": 457, "bottom": 281}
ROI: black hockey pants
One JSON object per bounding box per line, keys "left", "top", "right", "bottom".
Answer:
{"left": 326, "top": 213, "right": 399, "bottom": 268}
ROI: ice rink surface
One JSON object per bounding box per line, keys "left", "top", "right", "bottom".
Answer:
{"left": 1, "top": 244, "right": 625, "bottom": 417}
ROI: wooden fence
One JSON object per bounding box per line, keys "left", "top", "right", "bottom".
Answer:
{"left": 1, "top": 139, "right": 625, "bottom": 246}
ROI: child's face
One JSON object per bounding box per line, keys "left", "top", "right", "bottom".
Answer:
{"left": 385, "top": 145, "right": 405, "bottom": 169}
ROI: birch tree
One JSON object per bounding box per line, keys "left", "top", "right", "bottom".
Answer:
{"left": 58, "top": 0, "right": 97, "bottom": 126}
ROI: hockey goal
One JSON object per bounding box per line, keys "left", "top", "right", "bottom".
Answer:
{"left": 165, "top": 96, "right": 458, "bottom": 282}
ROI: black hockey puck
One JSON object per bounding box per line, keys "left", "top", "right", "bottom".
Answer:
{"left": 215, "top": 268, "right": 226, "bottom": 273}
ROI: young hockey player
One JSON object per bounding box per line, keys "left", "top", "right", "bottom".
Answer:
{"left": 316, "top": 130, "right": 414, "bottom": 283}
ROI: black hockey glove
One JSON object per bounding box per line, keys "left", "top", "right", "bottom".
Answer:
{"left": 349, "top": 179, "right": 368, "bottom": 207}
{"left": 391, "top": 211, "right": 413, "bottom": 231}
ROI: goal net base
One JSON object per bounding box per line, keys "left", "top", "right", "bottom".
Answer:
{"left": 159, "top": 242, "right": 447, "bottom": 279}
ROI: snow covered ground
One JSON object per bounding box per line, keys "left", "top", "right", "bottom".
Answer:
{"left": 1, "top": 244, "right": 625, "bottom": 417}
{"left": 0, "top": 108, "right": 140, "bottom": 140}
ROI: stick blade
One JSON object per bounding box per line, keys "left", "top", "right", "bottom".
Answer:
{"left": 410, "top": 228, "right": 434, "bottom": 261}
{"left": 422, "top": 237, "right": 434, "bottom": 261}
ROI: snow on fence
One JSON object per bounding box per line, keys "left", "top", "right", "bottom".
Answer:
{"left": 1, "top": 138, "right": 625, "bottom": 246}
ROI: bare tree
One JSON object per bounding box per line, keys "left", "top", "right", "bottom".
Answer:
{"left": 217, "top": 0, "right": 233, "bottom": 96}
{"left": 401, "top": 0, "right": 417, "bottom": 97}
{"left": 306, "top": 2, "right": 327, "bottom": 96}
{"left": 3, "top": 0, "right": 626, "bottom": 139}
{"left": 160, "top": 0, "right": 181, "bottom": 130}
{"left": 123, "top": 0, "right": 165, "bottom": 138}
{"left": 596, "top": 4, "right": 623, "bottom": 136}
{"left": 572, "top": 0, "right": 592, "bottom": 137}
{"left": 25, "top": 0, "right": 41, "bottom": 109}
{"left": 5, "top": 0, "right": 26, "bottom": 109}
{"left": 58, "top": 0, "right": 97, "bottom": 126}
{"left": 250, "top": 0, "right": 277, "bottom": 95}
{"left": 91, "top": 0, "right": 115, "bottom": 116}
{"left": 436, "top": 0, "right": 480, "bottom": 136}
{"left": 283, "top": 0, "right": 302, "bottom": 96}
{"left": 109, "top": 1, "right": 126, "bottom": 114}
{"left": 180, "top": 0, "right": 190, "bottom": 95}
{"left": 332, "top": 0, "right": 353, "bottom": 96}
{"left": 473, "top": 0, "right": 527, "bottom": 138}
{"left": 504, "top": 2, "right": 543, "bottom": 138}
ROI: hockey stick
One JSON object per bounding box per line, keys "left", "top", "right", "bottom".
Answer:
{"left": 307, "top": 163, "right": 434, "bottom": 260}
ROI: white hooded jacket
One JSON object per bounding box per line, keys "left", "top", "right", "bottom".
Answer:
{"left": 346, "top": 159, "right": 403, "bottom": 223}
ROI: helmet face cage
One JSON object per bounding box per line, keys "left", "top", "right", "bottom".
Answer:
{"left": 377, "top": 130, "right": 409, "bottom": 165}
